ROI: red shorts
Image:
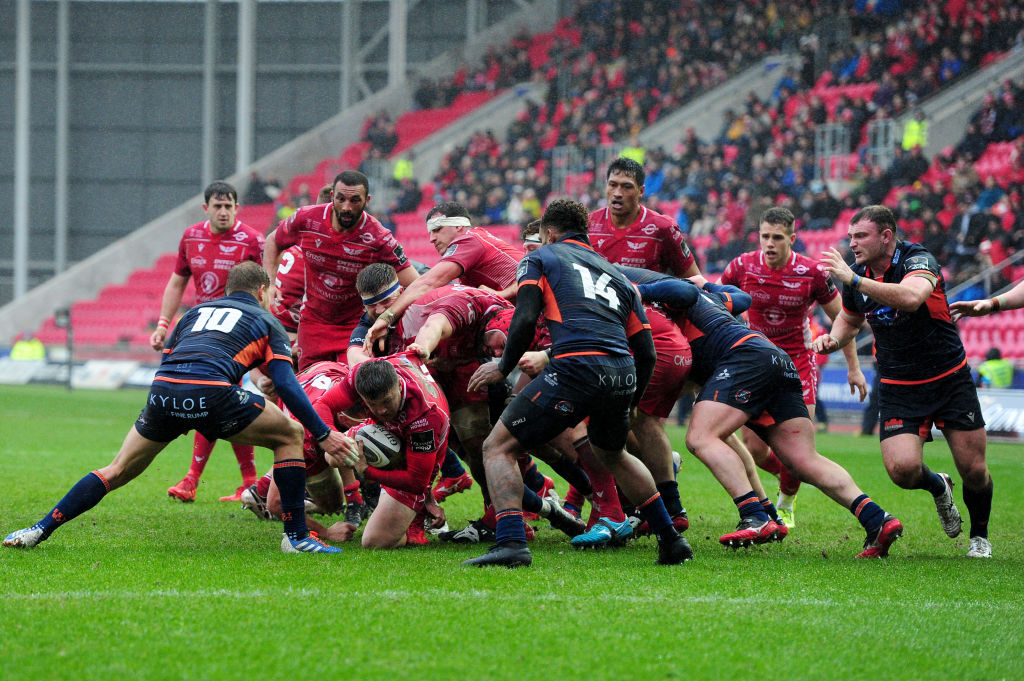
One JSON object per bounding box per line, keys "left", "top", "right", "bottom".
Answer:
{"left": 785, "top": 346, "right": 818, "bottom": 406}
{"left": 380, "top": 485, "right": 430, "bottom": 512}
{"left": 639, "top": 333, "right": 692, "bottom": 419}
{"left": 296, "top": 316, "right": 357, "bottom": 370}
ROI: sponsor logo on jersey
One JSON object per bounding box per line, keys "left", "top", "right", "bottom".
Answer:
{"left": 198, "top": 243, "right": 205, "bottom": 252}
{"left": 220, "top": 244, "right": 239, "bottom": 254}
{"left": 444, "top": 244, "right": 459, "bottom": 258}
{"left": 715, "top": 368, "right": 731, "bottom": 381}
{"left": 191, "top": 257, "right": 208, "bottom": 268}
{"left": 306, "top": 251, "right": 326, "bottom": 265}
{"left": 596, "top": 239, "right": 606, "bottom": 248}
{"left": 764, "top": 307, "right": 786, "bottom": 325}
{"left": 410, "top": 430, "right": 436, "bottom": 453}
{"left": 782, "top": 280, "right": 802, "bottom": 289}
{"left": 343, "top": 245, "right": 366, "bottom": 256}
{"left": 642, "top": 225, "right": 658, "bottom": 235}
{"left": 627, "top": 240, "right": 646, "bottom": 250}
{"left": 793, "top": 263, "right": 809, "bottom": 274}
{"left": 360, "top": 232, "right": 375, "bottom": 244}
{"left": 315, "top": 238, "right": 323, "bottom": 248}
{"left": 393, "top": 244, "right": 407, "bottom": 265}
{"left": 232, "top": 231, "right": 249, "bottom": 242}
{"left": 883, "top": 417, "right": 904, "bottom": 431}
{"left": 734, "top": 389, "right": 750, "bottom": 404}
{"left": 544, "top": 372, "right": 558, "bottom": 386}
{"left": 199, "top": 271, "right": 220, "bottom": 294}
{"left": 321, "top": 274, "right": 346, "bottom": 290}
{"left": 779, "top": 295, "right": 804, "bottom": 305}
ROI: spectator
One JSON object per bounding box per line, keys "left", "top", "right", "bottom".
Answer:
{"left": 977, "top": 347, "right": 1014, "bottom": 389}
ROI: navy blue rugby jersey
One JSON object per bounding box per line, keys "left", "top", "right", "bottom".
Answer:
{"left": 629, "top": 272, "right": 764, "bottom": 386}
{"left": 155, "top": 291, "right": 293, "bottom": 386}
{"left": 841, "top": 241, "right": 965, "bottom": 384}
{"left": 517, "top": 234, "right": 649, "bottom": 359}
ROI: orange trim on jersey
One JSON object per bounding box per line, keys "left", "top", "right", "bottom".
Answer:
{"left": 537, "top": 275, "right": 563, "bottom": 323}
{"left": 625, "top": 310, "right": 650, "bottom": 337}
{"left": 730, "top": 333, "right": 762, "bottom": 348}
{"left": 553, "top": 350, "right": 611, "bottom": 359}
{"left": 233, "top": 337, "right": 272, "bottom": 367}
{"left": 153, "top": 376, "right": 232, "bottom": 387}
{"left": 880, "top": 357, "right": 966, "bottom": 385}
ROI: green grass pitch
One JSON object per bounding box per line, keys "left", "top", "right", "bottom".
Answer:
{"left": 1, "top": 384, "right": 1021, "bottom": 681}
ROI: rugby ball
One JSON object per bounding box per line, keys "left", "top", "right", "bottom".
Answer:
{"left": 353, "top": 423, "right": 403, "bottom": 469}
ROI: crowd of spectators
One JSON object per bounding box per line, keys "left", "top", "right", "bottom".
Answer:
{"left": 422, "top": 0, "right": 1024, "bottom": 292}
{"left": 252, "top": 0, "right": 1024, "bottom": 296}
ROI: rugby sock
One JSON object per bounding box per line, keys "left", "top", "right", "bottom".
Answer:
{"left": 273, "top": 459, "right": 308, "bottom": 540}
{"left": 35, "top": 471, "right": 110, "bottom": 539}
{"left": 656, "top": 480, "right": 683, "bottom": 517}
{"left": 849, "top": 494, "right": 886, "bottom": 535}
{"left": 564, "top": 484, "right": 586, "bottom": 513}
{"left": 522, "top": 487, "right": 544, "bottom": 514}
{"left": 494, "top": 508, "right": 527, "bottom": 546}
{"left": 440, "top": 447, "right": 467, "bottom": 478}
{"left": 547, "top": 453, "right": 593, "bottom": 497}
{"left": 343, "top": 482, "right": 364, "bottom": 506}
{"left": 573, "top": 440, "right": 626, "bottom": 522}
{"left": 231, "top": 444, "right": 257, "bottom": 485}
{"left": 918, "top": 464, "right": 948, "bottom": 496}
{"left": 481, "top": 503, "right": 497, "bottom": 529}
{"left": 761, "top": 497, "right": 780, "bottom": 522}
{"left": 734, "top": 491, "right": 770, "bottom": 522}
{"left": 963, "top": 480, "right": 993, "bottom": 539}
{"left": 519, "top": 458, "right": 547, "bottom": 493}
{"left": 637, "top": 492, "right": 674, "bottom": 540}
{"left": 778, "top": 461, "right": 801, "bottom": 497}
{"left": 256, "top": 471, "right": 272, "bottom": 497}
{"left": 570, "top": 437, "right": 601, "bottom": 496}
{"left": 759, "top": 451, "right": 784, "bottom": 477}
{"left": 186, "top": 432, "right": 217, "bottom": 481}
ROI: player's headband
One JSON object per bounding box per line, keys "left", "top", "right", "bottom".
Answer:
{"left": 523, "top": 233, "right": 541, "bottom": 244}
{"left": 362, "top": 280, "right": 400, "bottom": 305}
{"left": 426, "top": 215, "right": 471, "bottom": 233}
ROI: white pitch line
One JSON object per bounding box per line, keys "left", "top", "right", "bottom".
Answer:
{"left": 1, "top": 588, "right": 1014, "bottom": 610}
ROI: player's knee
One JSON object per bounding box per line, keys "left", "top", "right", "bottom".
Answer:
{"left": 960, "top": 460, "right": 990, "bottom": 489}
{"left": 361, "top": 531, "right": 401, "bottom": 549}
{"left": 886, "top": 461, "right": 921, "bottom": 489}
{"left": 284, "top": 419, "right": 304, "bottom": 446}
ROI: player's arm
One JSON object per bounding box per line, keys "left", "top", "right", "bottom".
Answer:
{"left": 702, "top": 281, "right": 752, "bottom": 315}
{"left": 151, "top": 272, "right": 189, "bottom": 351}
{"left": 265, "top": 358, "right": 355, "bottom": 463}
{"left": 821, "top": 295, "right": 867, "bottom": 401}
{"left": 951, "top": 279, "right": 1024, "bottom": 318}
{"left": 812, "top": 309, "right": 864, "bottom": 355}
{"left": 363, "top": 422, "right": 444, "bottom": 494}
{"left": 820, "top": 246, "right": 934, "bottom": 311}
{"left": 263, "top": 228, "right": 284, "bottom": 302}
{"left": 407, "top": 313, "right": 455, "bottom": 359}
{"left": 466, "top": 283, "right": 542, "bottom": 392}
{"left": 481, "top": 281, "right": 519, "bottom": 300}
{"left": 636, "top": 278, "right": 700, "bottom": 311}
{"left": 388, "top": 261, "right": 461, "bottom": 321}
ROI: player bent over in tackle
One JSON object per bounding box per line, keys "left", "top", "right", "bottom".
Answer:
{"left": 638, "top": 275, "right": 904, "bottom": 558}
{"left": 316, "top": 353, "right": 450, "bottom": 549}
{"left": 463, "top": 199, "right": 692, "bottom": 567}
{"left": 3, "top": 262, "right": 357, "bottom": 554}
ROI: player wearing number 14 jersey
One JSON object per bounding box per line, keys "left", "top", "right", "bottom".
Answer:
{"left": 463, "top": 199, "right": 691, "bottom": 567}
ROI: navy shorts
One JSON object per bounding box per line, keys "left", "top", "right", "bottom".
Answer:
{"left": 697, "top": 342, "right": 809, "bottom": 434}
{"left": 134, "top": 382, "right": 266, "bottom": 443}
{"left": 500, "top": 355, "right": 636, "bottom": 451}
{"left": 878, "top": 365, "right": 985, "bottom": 441}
